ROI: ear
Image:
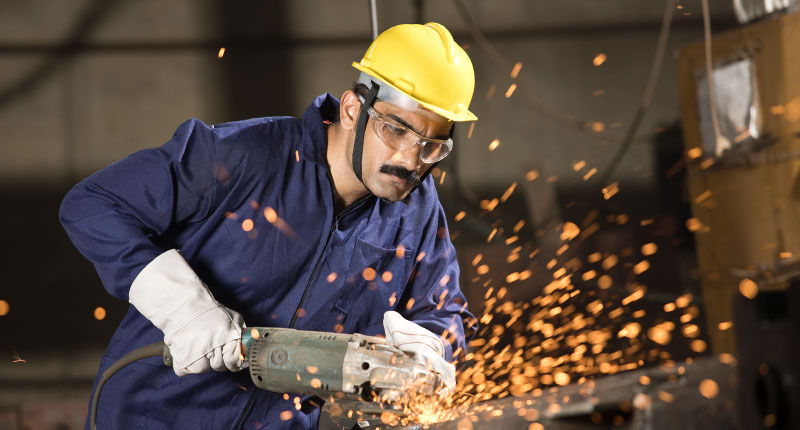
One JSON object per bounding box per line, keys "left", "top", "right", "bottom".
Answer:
{"left": 338, "top": 90, "right": 362, "bottom": 132}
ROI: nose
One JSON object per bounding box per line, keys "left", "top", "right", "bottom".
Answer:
{"left": 390, "top": 144, "right": 425, "bottom": 171}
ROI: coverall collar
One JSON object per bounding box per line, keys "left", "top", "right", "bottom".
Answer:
{"left": 300, "top": 93, "right": 340, "bottom": 166}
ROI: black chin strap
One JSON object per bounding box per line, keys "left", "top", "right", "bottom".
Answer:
{"left": 403, "top": 123, "right": 455, "bottom": 200}
{"left": 353, "top": 81, "right": 380, "bottom": 185}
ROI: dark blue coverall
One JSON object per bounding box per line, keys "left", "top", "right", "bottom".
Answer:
{"left": 60, "top": 94, "right": 477, "bottom": 429}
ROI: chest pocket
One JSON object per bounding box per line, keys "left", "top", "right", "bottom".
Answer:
{"left": 334, "top": 238, "right": 414, "bottom": 318}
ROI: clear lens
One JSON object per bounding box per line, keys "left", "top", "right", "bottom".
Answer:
{"left": 419, "top": 140, "right": 451, "bottom": 163}
{"left": 369, "top": 108, "right": 453, "bottom": 163}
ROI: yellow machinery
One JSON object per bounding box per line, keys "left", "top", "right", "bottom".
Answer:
{"left": 676, "top": 11, "right": 800, "bottom": 354}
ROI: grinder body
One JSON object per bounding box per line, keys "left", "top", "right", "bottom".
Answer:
{"left": 165, "top": 327, "right": 440, "bottom": 401}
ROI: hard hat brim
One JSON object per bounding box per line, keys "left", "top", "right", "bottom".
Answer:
{"left": 352, "top": 62, "right": 478, "bottom": 122}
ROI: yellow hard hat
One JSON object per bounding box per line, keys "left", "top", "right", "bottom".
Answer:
{"left": 352, "top": 22, "right": 477, "bottom": 122}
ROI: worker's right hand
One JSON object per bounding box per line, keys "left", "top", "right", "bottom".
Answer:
{"left": 129, "top": 249, "right": 246, "bottom": 377}
{"left": 383, "top": 311, "right": 456, "bottom": 393}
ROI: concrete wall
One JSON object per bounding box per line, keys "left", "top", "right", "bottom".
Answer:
{"left": 1, "top": 0, "right": 735, "bottom": 185}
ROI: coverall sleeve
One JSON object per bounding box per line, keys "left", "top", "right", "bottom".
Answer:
{"left": 59, "top": 119, "right": 226, "bottom": 300}
{"left": 401, "top": 205, "right": 478, "bottom": 363}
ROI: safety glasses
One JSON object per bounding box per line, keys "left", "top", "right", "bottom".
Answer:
{"left": 366, "top": 107, "right": 453, "bottom": 163}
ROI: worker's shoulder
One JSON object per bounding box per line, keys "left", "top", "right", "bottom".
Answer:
{"left": 210, "top": 115, "right": 301, "bottom": 143}
{"left": 172, "top": 116, "right": 300, "bottom": 144}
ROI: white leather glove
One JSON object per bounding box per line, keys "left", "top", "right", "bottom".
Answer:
{"left": 383, "top": 311, "right": 456, "bottom": 392}
{"left": 129, "top": 249, "right": 245, "bottom": 377}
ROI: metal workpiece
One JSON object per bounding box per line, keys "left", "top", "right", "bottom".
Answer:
{"left": 323, "top": 356, "right": 736, "bottom": 430}
{"left": 343, "top": 340, "right": 439, "bottom": 401}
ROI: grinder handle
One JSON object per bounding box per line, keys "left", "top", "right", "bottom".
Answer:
{"left": 162, "top": 328, "right": 258, "bottom": 367}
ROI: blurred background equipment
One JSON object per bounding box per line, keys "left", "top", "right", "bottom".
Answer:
{"left": 734, "top": 282, "right": 800, "bottom": 430}
{"left": 733, "top": 0, "right": 800, "bottom": 23}
{"left": 676, "top": 9, "right": 800, "bottom": 355}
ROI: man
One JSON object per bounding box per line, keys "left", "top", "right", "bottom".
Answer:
{"left": 60, "top": 22, "right": 478, "bottom": 429}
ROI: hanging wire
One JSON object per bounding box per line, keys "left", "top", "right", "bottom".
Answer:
{"left": 451, "top": 0, "right": 678, "bottom": 183}
{"left": 594, "top": 0, "right": 677, "bottom": 188}
{"left": 369, "top": 0, "right": 379, "bottom": 40}
{"left": 451, "top": 0, "right": 601, "bottom": 140}
{"left": 701, "top": 0, "right": 729, "bottom": 156}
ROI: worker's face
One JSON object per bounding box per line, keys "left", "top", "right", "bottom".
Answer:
{"left": 359, "top": 100, "right": 452, "bottom": 202}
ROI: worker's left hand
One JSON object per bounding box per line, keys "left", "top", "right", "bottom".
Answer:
{"left": 383, "top": 311, "right": 456, "bottom": 393}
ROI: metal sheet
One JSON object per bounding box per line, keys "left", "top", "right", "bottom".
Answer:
{"left": 695, "top": 57, "right": 760, "bottom": 157}
{"left": 733, "top": 0, "right": 800, "bottom": 23}
{"left": 321, "top": 357, "right": 737, "bottom": 429}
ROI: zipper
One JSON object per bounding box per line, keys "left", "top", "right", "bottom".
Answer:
{"left": 289, "top": 192, "right": 370, "bottom": 329}
{"left": 235, "top": 175, "right": 371, "bottom": 427}
{"left": 233, "top": 388, "right": 257, "bottom": 430}
{"left": 289, "top": 217, "right": 337, "bottom": 328}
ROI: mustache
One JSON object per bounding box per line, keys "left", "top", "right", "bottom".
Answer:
{"left": 380, "top": 164, "right": 421, "bottom": 187}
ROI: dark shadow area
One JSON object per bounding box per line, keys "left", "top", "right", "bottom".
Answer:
{"left": 0, "top": 183, "right": 127, "bottom": 351}
{"left": 0, "top": 2, "right": 295, "bottom": 353}
{"left": 213, "top": 1, "right": 292, "bottom": 119}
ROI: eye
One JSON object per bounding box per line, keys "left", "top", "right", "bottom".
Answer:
{"left": 385, "top": 123, "right": 407, "bottom": 137}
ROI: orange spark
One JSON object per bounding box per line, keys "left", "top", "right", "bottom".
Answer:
{"left": 505, "top": 84, "right": 517, "bottom": 98}
{"left": 633, "top": 260, "right": 650, "bottom": 275}
{"left": 739, "top": 278, "right": 758, "bottom": 299}
{"left": 362, "top": 267, "right": 376, "bottom": 281}
{"left": 500, "top": 182, "right": 517, "bottom": 202}
{"left": 471, "top": 254, "right": 483, "bottom": 266}
{"left": 262, "top": 207, "right": 297, "bottom": 239}
{"left": 685, "top": 218, "right": 703, "bottom": 232}
{"left": 602, "top": 182, "right": 619, "bottom": 200}
{"left": 641, "top": 243, "right": 658, "bottom": 256}
{"left": 486, "top": 84, "right": 496, "bottom": 100}
{"left": 602, "top": 255, "right": 618, "bottom": 270}
{"left": 690, "top": 339, "right": 707, "bottom": 353}
{"left": 694, "top": 190, "right": 712, "bottom": 204}
{"left": 593, "top": 53, "right": 607, "bottom": 66}
{"left": 647, "top": 326, "right": 670, "bottom": 345}
{"left": 699, "top": 379, "right": 719, "bottom": 399}
{"left": 560, "top": 222, "right": 580, "bottom": 241}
